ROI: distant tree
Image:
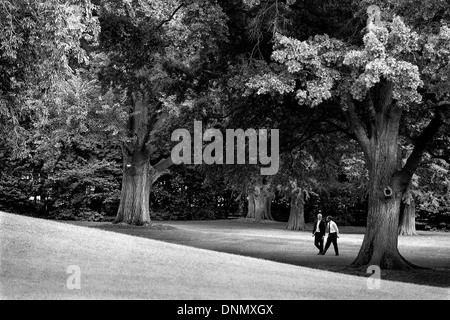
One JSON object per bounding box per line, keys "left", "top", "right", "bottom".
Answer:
{"left": 0, "top": 67, "right": 124, "bottom": 219}
{"left": 94, "top": 0, "right": 228, "bottom": 225}
{"left": 0, "top": 0, "right": 98, "bottom": 153}
{"left": 0, "top": 1, "right": 107, "bottom": 218}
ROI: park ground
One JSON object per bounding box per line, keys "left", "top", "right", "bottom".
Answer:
{"left": 74, "top": 218, "right": 450, "bottom": 288}
{"left": 0, "top": 211, "right": 449, "bottom": 299}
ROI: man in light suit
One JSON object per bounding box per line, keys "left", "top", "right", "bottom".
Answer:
{"left": 321, "top": 216, "right": 339, "bottom": 256}
{"left": 312, "top": 213, "right": 326, "bottom": 254}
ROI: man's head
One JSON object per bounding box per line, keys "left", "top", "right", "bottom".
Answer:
{"left": 317, "top": 214, "right": 322, "bottom": 220}
{"left": 326, "top": 216, "right": 333, "bottom": 222}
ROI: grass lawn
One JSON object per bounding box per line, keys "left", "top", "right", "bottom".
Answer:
{"left": 71, "top": 217, "right": 450, "bottom": 288}
{"left": 1, "top": 212, "right": 449, "bottom": 299}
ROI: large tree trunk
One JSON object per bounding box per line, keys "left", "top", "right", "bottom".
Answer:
{"left": 345, "top": 84, "right": 446, "bottom": 269}
{"left": 398, "top": 198, "right": 417, "bottom": 236}
{"left": 286, "top": 190, "right": 306, "bottom": 231}
{"left": 114, "top": 150, "right": 152, "bottom": 226}
{"left": 113, "top": 92, "right": 170, "bottom": 226}
{"left": 253, "top": 187, "right": 266, "bottom": 220}
{"left": 264, "top": 191, "right": 275, "bottom": 220}
{"left": 246, "top": 183, "right": 273, "bottom": 221}
{"left": 348, "top": 96, "right": 415, "bottom": 270}
{"left": 247, "top": 191, "right": 256, "bottom": 218}
{"left": 396, "top": 154, "right": 418, "bottom": 236}
{"left": 352, "top": 187, "right": 411, "bottom": 269}
{"left": 114, "top": 154, "right": 173, "bottom": 225}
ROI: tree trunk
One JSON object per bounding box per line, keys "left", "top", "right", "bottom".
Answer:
{"left": 398, "top": 198, "right": 417, "bottom": 236}
{"left": 286, "top": 190, "right": 306, "bottom": 231}
{"left": 247, "top": 190, "right": 256, "bottom": 218}
{"left": 349, "top": 99, "right": 415, "bottom": 270}
{"left": 114, "top": 150, "right": 151, "bottom": 226}
{"left": 253, "top": 186, "right": 266, "bottom": 221}
{"left": 113, "top": 91, "right": 170, "bottom": 226}
{"left": 246, "top": 183, "right": 273, "bottom": 221}
{"left": 352, "top": 188, "right": 412, "bottom": 269}
{"left": 264, "top": 191, "right": 275, "bottom": 220}
{"left": 351, "top": 141, "right": 413, "bottom": 268}
{"left": 346, "top": 87, "right": 446, "bottom": 269}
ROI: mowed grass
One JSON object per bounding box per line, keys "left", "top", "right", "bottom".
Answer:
{"left": 1, "top": 212, "right": 449, "bottom": 299}
{"left": 72, "top": 218, "right": 450, "bottom": 288}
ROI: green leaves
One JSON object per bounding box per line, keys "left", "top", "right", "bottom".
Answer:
{"left": 415, "top": 158, "right": 450, "bottom": 215}
{"left": 246, "top": 11, "right": 437, "bottom": 108}
{"left": 422, "top": 25, "right": 450, "bottom": 101}
{"left": 347, "top": 57, "right": 423, "bottom": 105}
{"left": 0, "top": 0, "right": 99, "bottom": 156}
{"left": 0, "top": 0, "right": 98, "bottom": 78}
{"left": 249, "top": 33, "right": 343, "bottom": 106}
{"left": 342, "top": 15, "right": 423, "bottom": 106}
{"left": 247, "top": 72, "right": 296, "bottom": 96}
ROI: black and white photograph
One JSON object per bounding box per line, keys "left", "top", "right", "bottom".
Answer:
{"left": 0, "top": 0, "right": 449, "bottom": 305}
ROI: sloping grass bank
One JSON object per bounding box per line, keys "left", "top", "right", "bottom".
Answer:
{"left": 1, "top": 212, "right": 448, "bottom": 299}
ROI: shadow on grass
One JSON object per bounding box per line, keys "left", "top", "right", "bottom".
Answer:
{"left": 319, "top": 265, "right": 450, "bottom": 289}
{"left": 83, "top": 221, "right": 450, "bottom": 289}
{"left": 101, "top": 223, "right": 178, "bottom": 230}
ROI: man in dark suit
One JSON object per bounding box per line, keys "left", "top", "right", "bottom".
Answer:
{"left": 312, "top": 213, "right": 325, "bottom": 254}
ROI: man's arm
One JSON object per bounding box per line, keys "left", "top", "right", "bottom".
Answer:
{"left": 312, "top": 221, "right": 316, "bottom": 235}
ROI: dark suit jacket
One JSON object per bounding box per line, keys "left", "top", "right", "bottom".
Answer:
{"left": 312, "top": 220, "right": 325, "bottom": 236}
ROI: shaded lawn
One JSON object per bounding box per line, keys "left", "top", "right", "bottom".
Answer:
{"left": 69, "top": 218, "right": 450, "bottom": 288}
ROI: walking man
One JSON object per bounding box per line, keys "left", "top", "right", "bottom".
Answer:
{"left": 321, "top": 216, "right": 339, "bottom": 256}
{"left": 312, "top": 213, "right": 326, "bottom": 254}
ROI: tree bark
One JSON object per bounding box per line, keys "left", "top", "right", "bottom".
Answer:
{"left": 114, "top": 154, "right": 172, "bottom": 225}
{"left": 348, "top": 94, "right": 416, "bottom": 270}
{"left": 349, "top": 100, "right": 445, "bottom": 269}
{"left": 352, "top": 185, "right": 413, "bottom": 269}
{"left": 286, "top": 190, "right": 306, "bottom": 231}
{"left": 114, "top": 150, "right": 152, "bottom": 226}
{"left": 113, "top": 92, "right": 170, "bottom": 226}
{"left": 246, "top": 183, "right": 274, "bottom": 221}
{"left": 253, "top": 186, "right": 266, "bottom": 221}
{"left": 264, "top": 191, "right": 275, "bottom": 220}
{"left": 398, "top": 198, "right": 417, "bottom": 236}
{"left": 247, "top": 190, "right": 256, "bottom": 218}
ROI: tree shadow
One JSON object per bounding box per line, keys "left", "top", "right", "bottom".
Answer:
{"left": 313, "top": 265, "right": 450, "bottom": 288}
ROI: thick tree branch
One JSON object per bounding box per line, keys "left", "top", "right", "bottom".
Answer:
{"left": 152, "top": 156, "right": 173, "bottom": 172}
{"left": 130, "top": 92, "right": 151, "bottom": 149}
{"left": 142, "top": 101, "right": 163, "bottom": 149}
{"left": 400, "top": 111, "right": 446, "bottom": 183}
{"left": 146, "top": 111, "right": 170, "bottom": 154}
{"left": 376, "top": 80, "right": 393, "bottom": 115}
{"left": 344, "top": 94, "right": 371, "bottom": 159}
{"left": 154, "top": 111, "right": 169, "bottom": 131}
{"left": 366, "top": 94, "right": 377, "bottom": 127}
{"left": 150, "top": 156, "right": 173, "bottom": 185}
